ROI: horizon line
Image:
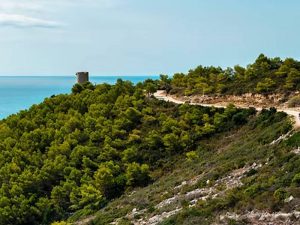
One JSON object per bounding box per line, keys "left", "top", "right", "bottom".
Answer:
{"left": 0, "top": 74, "right": 160, "bottom": 77}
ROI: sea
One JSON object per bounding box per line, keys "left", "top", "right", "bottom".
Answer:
{"left": 0, "top": 75, "right": 159, "bottom": 119}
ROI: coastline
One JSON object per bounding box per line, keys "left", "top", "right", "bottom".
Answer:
{"left": 0, "top": 75, "right": 158, "bottom": 119}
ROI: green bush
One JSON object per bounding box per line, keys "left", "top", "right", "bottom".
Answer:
{"left": 125, "top": 163, "right": 150, "bottom": 186}
{"left": 273, "top": 188, "right": 287, "bottom": 201}
{"left": 285, "top": 132, "right": 300, "bottom": 147}
{"left": 51, "top": 222, "right": 71, "bottom": 225}
{"left": 244, "top": 184, "right": 261, "bottom": 198}
{"left": 288, "top": 96, "right": 300, "bottom": 107}
{"left": 292, "top": 173, "right": 300, "bottom": 186}
{"left": 186, "top": 151, "right": 199, "bottom": 161}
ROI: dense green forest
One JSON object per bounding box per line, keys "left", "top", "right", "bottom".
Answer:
{"left": 168, "top": 54, "right": 300, "bottom": 95}
{"left": 1, "top": 55, "right": 300, "bottom": 225}
{"left": 0, "top": 80, "right": 255, "bottom": 225}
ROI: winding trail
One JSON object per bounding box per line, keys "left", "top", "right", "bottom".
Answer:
{"left": 154, "top": 90, "right": 300, "bottom": 129}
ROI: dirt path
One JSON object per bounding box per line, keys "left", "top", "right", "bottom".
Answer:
{"left": 154, "top": 90, "right": 300, "bottom": 129}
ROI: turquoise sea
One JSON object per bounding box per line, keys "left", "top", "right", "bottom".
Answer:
{"left": 0, "top": 76, "right": 158, "bottom": 119}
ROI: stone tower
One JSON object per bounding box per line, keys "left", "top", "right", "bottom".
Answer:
{"left": 76, "top": 72, "right": 89, "bottom": 84}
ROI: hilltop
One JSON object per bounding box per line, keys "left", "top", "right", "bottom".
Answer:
{"left": 169, "top": 54, "right": 300, "bottom": 96}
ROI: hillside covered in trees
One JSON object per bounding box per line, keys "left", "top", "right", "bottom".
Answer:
{"left": 0, "top": 56, "right": 300, "bottom": 225}
{"left": 0, "top": 80, "right": 256, "bottom": 225}
{"left": 168, "top": 54, "right": 300, "bottom": 95}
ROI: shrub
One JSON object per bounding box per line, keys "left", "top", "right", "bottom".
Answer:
{"left": 285, "top": 132, "right": 300, "bottom": 147}
{"left": 246, "top": 169, "right": 257, "bottom": 177}
{"left": 186, "top": 151, "right": 199, "bottom": 161}
{"left": 244, "top": 184, "right": 261, "bottom": 198}
{"left": 125, "top": 163, "right": 150, "bottom": 186}
{"left": 51, "top": 222, "right": 71, "bottom": 225}
{"left": 232, "top": 112, "right": 248, "bottom": 125}
{"left": 292, "top": 173, "right": 300, "bottom": 186}
{"left": 288, "top": 96, "right": 300, "bottom": 107}
{"left": 118, "top": 218, "right": 133, "bottom": 225}
{"left": 273, "top": 188, "right": 287, "bottom": 201}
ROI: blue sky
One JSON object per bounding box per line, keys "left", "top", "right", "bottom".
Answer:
{"left": 0, "top": 0, "right": 299, "bottom": 76}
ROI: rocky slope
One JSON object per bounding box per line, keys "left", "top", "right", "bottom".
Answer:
{"left": 72, "top": 109, "right": 300, "bottom": 225}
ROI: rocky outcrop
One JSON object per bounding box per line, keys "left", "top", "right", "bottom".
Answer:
{"left": 112, "top": 163, "right": 263, "bottom": 225}
{"left": 217, "top": 211, "right": 300, "bottom": 225}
